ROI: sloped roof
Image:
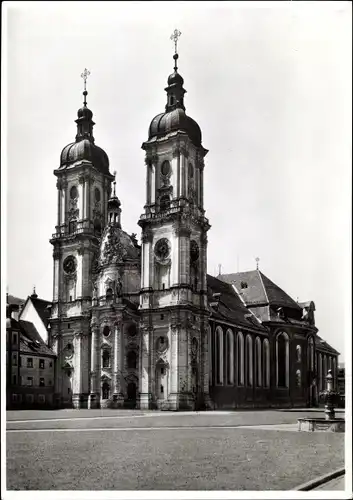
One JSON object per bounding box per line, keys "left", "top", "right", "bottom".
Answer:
{"left": 206, "top": 274, "right": 266, "bottom": 331}
{"left": 7, "top": 294, "right": 25, "bottom": 307}
{"left": 29, "top": 297, "right": 52, "bottom": 327}
{"left": 19, "top": 320, "right": 55, "bottom": 357}
{"left": 315, "top": 334, "right": 340, "bottom": 355}
{"left": 218, "top": 270, "right": 301, "bottom": 310}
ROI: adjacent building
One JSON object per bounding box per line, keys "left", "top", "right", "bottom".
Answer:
{"left": 6, "top": 293, "right": 56, "bottom": 409}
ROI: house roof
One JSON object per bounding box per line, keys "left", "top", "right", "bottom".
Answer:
{"left": 29, "top": 296, "right": 52, "bottom": 327}
{"left": 218, "top": 270, "right": 301, "bottom": 310}
{"left": 315, "top": 334, "right": 340, "bottom": 355}
{"left": 206, "top": 274, "right": 267, "bottom": 332}
{"left": 6, "top": 294, "right": 25, "bottom": 307}
{"left": 18, "top": 320, "right": 55, "bottom": 357}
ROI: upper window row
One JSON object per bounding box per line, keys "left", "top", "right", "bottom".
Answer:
{"left": 69, "top": 186, "right": 101, "bottom": 202}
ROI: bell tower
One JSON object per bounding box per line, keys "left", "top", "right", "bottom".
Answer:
{"left": 49, "top": 69, "right": 114, "bottom": 409}
{"left": 138, "top": 31, "right": 212, "bottom": 410}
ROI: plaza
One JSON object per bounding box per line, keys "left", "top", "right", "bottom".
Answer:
{"left": 6, "top": 409, "right": 344, "bottom": 491}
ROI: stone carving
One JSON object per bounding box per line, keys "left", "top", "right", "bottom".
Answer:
{"left": 116, "top": 278, "right": 123, "bottom": 297}
{"left": 141, "top": 230, "right": 153, "bottom": 244}
{"left": 101, "top": 227, "right": 128, "bottom": 264}
{"left": 68, "top": 207, "right": 79, "bottom": 220}
{"left": 77, "top": 245, "right": 85, "bottom": 256}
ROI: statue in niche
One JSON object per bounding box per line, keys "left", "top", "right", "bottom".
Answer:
{"left": 116, "top": 278, "right": 123, "bottom": 297}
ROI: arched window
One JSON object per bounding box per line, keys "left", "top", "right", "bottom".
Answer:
{"left": 263, "top": 339, "right": 270, "bottom": 388}
{"left": 106, "top": 288, "right": 113, "bottom": 301}
{"left": 160, "top": 195, "right": 170, "bottom": 211}
{"left": 307, "top": 337, "right": 314, "bottom": 371}
{"left": 296, "top": 369, "right": 301, "bottom": 387}
{"left": 226, "top": 329, "right": 234, "bottom": 385}
{"left": 216, "top": 327, "right": 223, "bottom": 384}
{"left": 246, "top": 335, "right": 253, "bottom": 387}
{"left": 102, "top": 382, "right": 110, "bottom": 400}
{"left": 323, "top": 355, "right": 328, "bottom": 381}
{"left": 127, "top": 351, "right": 137, "bottom": 369}
{"left": 318, "top": 353, "right": 323, "bottom": 390}
{"left": 255, "top": 337, "right": 262, "bottom": 387}
{"left": 208, "top": 326, "right": 212, "bottom": 384}
{"left": 296, "top": 345, "right": 302, "bottom": 363}
{"left": 332, "top": 357, "right": 337, "bottom": 389}
{"left": 102, "top": 350, "right": 110, "bottom": 368}
{"left": 276, "top": 332, "right": 289, "bottom": 388}
{"left": 237, "top": 332, "right": 244, "bottom": 386}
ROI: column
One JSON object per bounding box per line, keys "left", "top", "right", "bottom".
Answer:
{"left": 88, "top": 325, "right": 99, "bottom": 409}
{"left": 53, "top": 247, "right": 60, "bottom": 301}
{"left": 56, "top": 180, "right": 61, "bottom": 228}
{"left": 73, "top": 332, "right": 82, "bottom": 408}
{"left": 78, "top": 176, "right": 85, "bottom": 220}
{"left": 172, "top": 147, "right": 180, "bottom": 199}
{"left": 180, "top": 153, "right": 186, "bottom": 197}
{"left": 151, "top": 165, "right": 156, "bottom": 204}
{"left": 200, "top": 162, "right": 204, "bottom": 209}
{"left": 61, "top": 180, "right": 67, "bottom": 228}
{"left": 85, "top": 176, "right": 90, "bottom": 221}
{"left": 139, "top": 325, "right": 152, "bottom": 409}
{"left": 172, "top": 232, "right": 179, "bottom": 286}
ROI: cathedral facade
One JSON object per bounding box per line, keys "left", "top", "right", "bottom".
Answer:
{"left": 48, "top": 49, "right": 338, "bottom": 410}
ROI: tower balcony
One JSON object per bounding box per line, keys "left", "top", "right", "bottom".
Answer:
{"left": 51, "top": 220, "right": 101, "bottom": 240}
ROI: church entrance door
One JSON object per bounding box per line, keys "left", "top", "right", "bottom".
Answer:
{"left": 126, "top": 382, "right": 137, "bottom": 408}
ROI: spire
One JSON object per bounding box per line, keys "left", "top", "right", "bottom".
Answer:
{"left": 75, "top": 68, "right": 95, "bottom": 143}
{"left": 165, "top": 29, "right": 186, "bottom": 112}
{"left": 107, "top": 170, "right": 122, "bottom": 227}
{"left": 255, "top": 257, "right": 260, "bottom": 271}
{"left": 31, "top": 286, "right": 38, "bottom": 299}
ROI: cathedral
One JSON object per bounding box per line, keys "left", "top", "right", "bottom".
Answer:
{"left": 48, "top": 35, "right": 339, "bottom": 411}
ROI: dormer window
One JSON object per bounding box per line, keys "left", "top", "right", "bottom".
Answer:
{"left": 241, "top": 282, "right": 248, "bottom": 289}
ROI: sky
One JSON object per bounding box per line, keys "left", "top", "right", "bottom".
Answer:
{"left": 3, "top": 1, "right": 351, "bottom": 361}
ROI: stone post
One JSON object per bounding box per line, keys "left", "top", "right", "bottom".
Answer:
{"left": 88, "top": 324, "right": 99, "bottom": 409}
{"left": 112, "top": 321, "right": 124, "bottom": 407}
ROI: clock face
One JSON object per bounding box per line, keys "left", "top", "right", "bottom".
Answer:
{"left": 161, "top": 160, "right": 171, "bottom": 176}
{"left": 154, "top": 238, "right": 170, "bottom": 260}
{"left": 63, "top": 255, "right": 77, "bottom": 274}
{"left": 190, "top": 240, "right": 199, "bottom": 262}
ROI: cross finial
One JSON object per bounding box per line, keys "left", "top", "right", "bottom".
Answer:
{"left": 170, "top": 29, "right": 181, "bottom": 54}
{"left": 255, "top": 257, "right": 260, "bottom": 270}
{"left": 81, "top": 68, "right": 91, "bottom": 106}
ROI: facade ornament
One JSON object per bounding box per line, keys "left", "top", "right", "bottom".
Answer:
{"left": 172, "top": 147, "right": 180, "bottom": 158}
{"left": 78, "top": 175, "right": 85, "bottom": 185}
{"left": 180, "top": 146, "right": 189, "bottom": 158}
{"left": 77, "top": 245, "right": 85, "bottom": 256}
{"left": 61, "top": 178, "right": 68, "bottom": 189}
{"left": 151, "top": 154, "right": 159, "bottom": 166}
{"left": 116, "top": 277, "right": 123, "bottom": 297}
{"left": 141, "top": 229, "right": 153, "bottom": 244}
{"left": 53, "top": 246, "right": 61, "bottom": 259}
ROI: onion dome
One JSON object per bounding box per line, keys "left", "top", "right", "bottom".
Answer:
{"left": 59, "top": 84, "right": 110, "bottom": 174}
{"left": 147, "top": 53, "right": 202, "bottom": 147}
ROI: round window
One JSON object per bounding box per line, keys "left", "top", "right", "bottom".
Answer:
{"left": 70, "top": 186, "right": 78, "bottom": 199}
{"left": 95, "top": 187, "right": 101, "bottom": 202}
{"left": 156, "top": 336, "right": 168, "bottom": 353}
{"left": 103, "top": 326, "right": 110, "bottom": 337}
{"left": 161, "top": 161, "right": 171, "bottom": 176}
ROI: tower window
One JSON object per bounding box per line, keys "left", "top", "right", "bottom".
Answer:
{"left": 162, "top": 283, "right": 165, "bottom": 290}
{"left": 95, "top": 187, "right": 101, "bottom": 202}
{"left": 161, "top": 367, "right": 165, "bottom": 375}
{"left": 68, "top": 323, "right": 71, "bottom": 329}
{"left": 160, "top": 385, "right": 164, "bottom": 393}
{"left": 106, "top": 288, "right": 113, "bottom": 301}
{"left": 161, "top": 161, "right": 171, "bottom": 176}
{"left": 102, "top": 350, "right": 110, "bottom": 368}
{"left": 103, "top": 326, "right": 110, "bottom": 337}
{"left": 69, "top": 295, "right": 72, "bottom": 302}
{"left": 160, "top": 314, "right": 164, "bottom": 320}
